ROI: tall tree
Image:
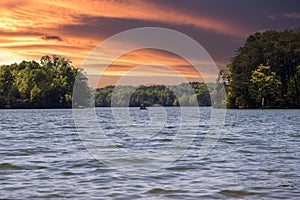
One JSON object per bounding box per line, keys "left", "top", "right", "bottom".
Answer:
{"left": 226, "top": 29, "right": 300, "bottom": 108}
{"left": 250, "top": 65, "right": 281, "bottom": 107}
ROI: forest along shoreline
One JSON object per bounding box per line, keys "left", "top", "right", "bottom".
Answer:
{"left": 0, "top": 28, "right": 299, "bottom": 109}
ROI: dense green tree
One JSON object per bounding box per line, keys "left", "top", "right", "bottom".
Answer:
{"left": 250, "top": 65, "right": 281, "bottom": 107}
{"left": 0, "top": 55, "right": 90, "bottom": 108}
{"left": 225, "top": 28, "right": 300, "bottom": 108}
{"left": 94, "top": 83, "right": 212, "bottom": 107}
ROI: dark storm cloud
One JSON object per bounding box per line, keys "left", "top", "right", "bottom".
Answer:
{"left": 42, "top": 35, "right": 63, "bottom": 41}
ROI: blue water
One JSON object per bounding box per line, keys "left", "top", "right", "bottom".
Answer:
{"left": 0, "top": 108, "right": 299, "bottom": 199}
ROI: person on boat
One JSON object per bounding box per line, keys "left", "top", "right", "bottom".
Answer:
{"left": 140, "top": 104, "right": 147, "bottom": 110}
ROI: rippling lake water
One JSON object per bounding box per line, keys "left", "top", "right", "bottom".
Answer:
{"left": 0, "top": 108, "right": 299, "bottom": 199}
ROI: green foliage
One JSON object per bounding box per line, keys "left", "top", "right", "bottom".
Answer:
{"left": 0, "top": 55, "right": 90, "bottom": 108}
{"left": 250, "top": 65, "right": 281, "bottom": 107}
{"left": 95, "top": 82, "right": 212, "bottom": 107}
{"left": 225, "top": 28, "right": 300, "bottom": 108}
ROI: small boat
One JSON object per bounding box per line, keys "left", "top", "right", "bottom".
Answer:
{"left": 140, "top": 104, "right": 147, "bottom": 110}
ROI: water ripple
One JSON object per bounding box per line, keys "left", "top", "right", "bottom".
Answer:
{"left": 0, "top": 108, "right": 299, "bottom": 199}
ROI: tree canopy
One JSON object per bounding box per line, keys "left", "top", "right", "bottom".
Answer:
{"left": 224, "top": 28, "right": 300, "bottom": 108}
{"left": 0, "top": 55, "right": 90, "bottom": 108}
{"left": 95, "top": 82, "right": 212, "bottom": 107}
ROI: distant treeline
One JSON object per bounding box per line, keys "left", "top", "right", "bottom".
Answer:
{"left": 222, "top": 28, "right": 300, "bottom": 108}
{"left": 0, "top": 55, "right": 89, "bottom": 108}
{"left": 0, "top": 55, "right": 217, "bottom": 108}
{"left": 95, "top": 82, "right": 214, "bottom": 107}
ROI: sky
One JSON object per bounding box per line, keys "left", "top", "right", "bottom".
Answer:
{"left": 1, "top": 0, "right": 300, "bottom": 86}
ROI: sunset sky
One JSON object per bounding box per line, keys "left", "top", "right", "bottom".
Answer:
{"left": 1, "top": 0, "right": 300, "bottom": 86}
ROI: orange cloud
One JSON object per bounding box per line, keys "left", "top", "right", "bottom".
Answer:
{"left": 83, "top": 49, "right": 208, "bottom": 88}
{"left": 35, "top": 0, "right": 250, "bottom": 37}
{"left": 0, "top": 0, "right": 238, "bottom": 81}
{"left": 90, "top": 74, "right": 203, "bottom": 88}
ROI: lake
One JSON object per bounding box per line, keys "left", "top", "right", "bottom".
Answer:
{"left": 0, "top": 108, "right": 299, "bottom": 199}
